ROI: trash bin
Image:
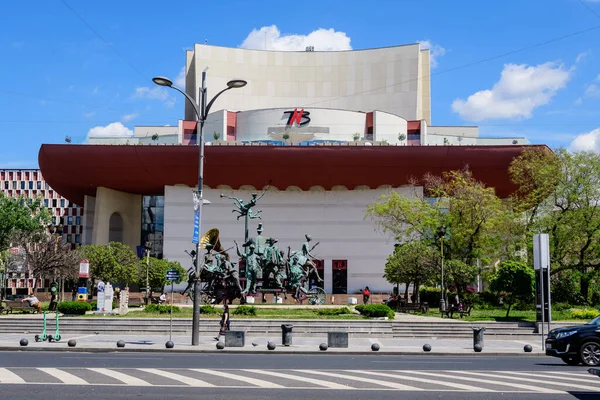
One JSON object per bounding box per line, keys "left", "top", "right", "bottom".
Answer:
{"left": 472, "top": 327, "right": 486, "bottom": 347}
{"left": 281, "top": 324, "right": 293, "bottom": 346}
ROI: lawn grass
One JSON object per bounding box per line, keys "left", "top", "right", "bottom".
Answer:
{"left": 415, "top": 307, "right": 590, "bottom": 322}
{"left": 84, "top": 307, "right": 362, "bottom": 320}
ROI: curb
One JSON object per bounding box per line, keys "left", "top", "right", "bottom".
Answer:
{"left": 0, "top": 346, "right": 546, "bottom": 356}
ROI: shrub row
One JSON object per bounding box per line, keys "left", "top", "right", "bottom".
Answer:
{"left": 57, "top": 301, "right": 92, "bottom": 315}
{"left": 571, "top": 308, "right": 600, "bottom": 319}
{"left": 316, "top": 307, "right": 352, "bottom": 316}
{"left": 144, "top": 304, "right": 181, "bottom": 313}
{"left": 355, "top": 304, "right": 395, "bottom": 319}
{"left": 233, "top": 305, "right": 257, "bottom": 316}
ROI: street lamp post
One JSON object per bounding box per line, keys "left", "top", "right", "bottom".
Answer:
{"left": 153, "top": 72, "right": 246, "bottom": 346}
{"left": 437, "top": 226, "right": 446, "bottom": 312}
{"left": 144, "top": 241, "right": 152, "bottom": 305}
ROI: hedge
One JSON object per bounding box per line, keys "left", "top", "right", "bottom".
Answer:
{"left": 90, "top": 301, "right": 117, "bottom": 310}
{"left": 355, "top": 304, "right": 395, "bottom": 319}
{"left": 571, "top": 308, "right": 600, "bottom": 320}
{"left": 200, "top": 305, "right": 220, "bottom": 314}
{"left": 316, "top": 307, "right": 352, "bottom": 316}
{"left": 144, "top": 304, "right": 181, "bottom": 314}
{"left": 232, "top": 305, "right": 257, "bottom": 316}
{"left": 57, "top": 301, "right": 92, "bottom": 315}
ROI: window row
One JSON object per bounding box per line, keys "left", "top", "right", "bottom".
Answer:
{"left": 0, "top": 171, "right": 43, "bottom": 181}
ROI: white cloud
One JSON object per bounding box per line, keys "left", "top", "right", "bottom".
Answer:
{"left": 87, "top": 122, "right": 133, "bottom": 138}
{"left": 452, "top": 62, "right": 572, "bottom": 121}
{"left": 83, "top": 111, "right": 96, "bottom": 118}
{"left": 174, "top": 66, "right": 186, "bottom": 88}
{"left": 240, "top": 25, "right": 351, "bottom": 51}
{"left": 133, "top": 86, "right": 169, "bottom": 100}
{"left": 417, "top": 40, "right": 446, "bottom": 68}
{"left": 570, "top": 128, "right": 600, "bottom": 152}
{"left": 576, "top": 52, "right": 589, "bottom": 63}
{"left": 121, "top": 113, "right": 139, "bottom": 122}
{"left": 585, "top": 83, "right": 600, "bottom": 97}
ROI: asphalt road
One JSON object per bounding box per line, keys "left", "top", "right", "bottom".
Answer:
{"left": 0, "top": 352, "right": 598, "bottom": 399}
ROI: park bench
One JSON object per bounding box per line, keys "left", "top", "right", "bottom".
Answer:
{"left": 441, "top": 304, "right": 473, "bottom": 319}
{"left": 3, "top": 300, "right": 38, "bottom": 314}
{"left": 397, "top": 302, "right": 429, "bottom": 313}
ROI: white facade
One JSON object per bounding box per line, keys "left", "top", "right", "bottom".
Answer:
{"left": 162, "top": 185, "right": 419, "bottom": 294}
{"left": 185, "top": 44, "right": 432, "bottom": 125}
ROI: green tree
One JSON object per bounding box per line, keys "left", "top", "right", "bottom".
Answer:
{"left": 489, "top": 260, "right": 535, "bottom": 317}
{"left": 82, "top": 242, "right": 140, "bottom": 284}
{"left": 444, "top": 259, "right": 478, "bottom": 294}
{"left": 384, "top": 241, "right": 437, "bottom": 302}
{"left": 142, "top": 257, "right": 187, "bottom": 295}
{"left": 0, "top": 195, "right": 51, "bottom": 251}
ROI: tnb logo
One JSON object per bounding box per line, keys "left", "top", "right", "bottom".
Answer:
{"left": 284, "top": 108, "right": 311, "bottom": 127}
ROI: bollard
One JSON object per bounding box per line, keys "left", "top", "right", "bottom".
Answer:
{"left": 474, "top": 343, "right": 483, "bottom": 353}
{"left": 524, "top": 344, "right": 532, "bottom": 353}
{"left": 68, "top": 339, "right": 77, "bottom": 347}
{"left": 371, "top": 343, "right": 380, "bottom": 352}
{"left": 423, "top": 344, "right": 432, "bottom": 352}
{"left": 20, "top": 339, "right": 28, "bottom": 347}
{"left": 216, "top": 341, "right": 225, "bottom": 350}
{"left": 472, "top": 327, "right": 486, "bottom": 349}
{"left": 267, "top": 342, "right": 276, "bottom": 351}
{"left": 116, "top": 340, "right": 125, "bottom": 348}
{"left": 319, "top": 343, "right": 328, "bottom": 351}
{"left": 165, "top": 341, "right": 174, "bottom": 349}
{"left": 281, "top": 324, "right": 293, "bottom": 347}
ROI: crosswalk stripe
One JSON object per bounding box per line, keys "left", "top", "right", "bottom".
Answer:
{"left": 191, "top": 369, "right": 284, "bottom": 388}
{"left": 488, "top": 371, "right": 600, "bottom": 391}
{"left": 0, "top": 368, "right": 25, "bottom": 384}
{"left": 499, "top": 371, "right": 600, "bottom": 385}
{"left": 38, "top": 368, "right": 88, "bottom": 385}
{"left": 243, "top": 369, "right": 349, "bottom": 389}
{"left": 299, "top": 369, "right": 423, "bottom": 390}
{"left": 88, "top": 368, "right": 151, "bottom": 386}
{"left": 545, "top": 371, "right": 592, "bottom": 378}
{"left": 350, "top": 370, "right": 493, "bottom": 392}
{"left": 452, "top": 371, "right": 564, "bottom": 394}
{"left": 138, "top": 368, "right": 214, "bottom": 387}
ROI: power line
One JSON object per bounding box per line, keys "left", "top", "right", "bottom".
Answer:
{"left": 578, "top": 0, "right": 600, "bottom": 20}
{"left": 301, "top": 23, "right": 600, "bottom": 108}
{"left": 60, "top": 0, "right": 178, "bottom": 106}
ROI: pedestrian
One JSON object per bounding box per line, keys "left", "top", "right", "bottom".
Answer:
{"left": 159, "top": 292, "right": 166, "bottom": 304}
{"left": 71, "top": 287, "right": 77, "bottom": 301}
{"left": 363, "top": 286, "right": 371, "bottom": 304}
{"left": 21, "top": 293, "right": 42, "bottom": 313}
{"left": 215, "top": 304, "right": 230, "bottom": 341}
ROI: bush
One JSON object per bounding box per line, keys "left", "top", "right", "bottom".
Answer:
{"left": 551, "top": 276, "right": 587, "bottom": 305}
{"left": 200, "top": 305, "right": 220, "bottom": 314}
{"left": 233, "top": 305, "right": 257, "bottom": 316}
{"left": 553, "top": 302, "right": 574, "bottom": 311}
{"left": 57, "top": 301, "right": 92, "bottom": 315}
{"left": 571, "top": 308, "right": 600, "bottom": 320}
{"left": 144, "top": 304, "right": 181, "bottom": 314}
{"left": 475, "top": 290, "right": 500, "bottom": 307}
{"left": 419, "top": 287, "right": 441, "bottom": 305}
{"left": 316, "top": 307, "right": 352, "bottom": 316}
{"left": 355, "top": 304, "right": 395, "bottom": 319}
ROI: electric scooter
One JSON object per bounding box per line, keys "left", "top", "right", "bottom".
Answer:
{"left": 48, "top": 311, "right": 61, "bottom": 342}
{"left": 34, "top": 311, "right": 48, "bottom": 342}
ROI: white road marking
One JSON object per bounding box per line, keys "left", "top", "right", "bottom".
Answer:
{"left": 298, "top": 369, "right": 423, "bottom": 390}
{"left": 0, "top": 368, "right": 25, "bottom": 383}
{"left": 498, "top": 371, "right": 600, "bottom": 387}
{"left": 88, "top": 368, "right": 151, "bottom": 386}
{"left": 544, "top": 371, "right": 593, "bottom": 378}
{"left": 351, "top": 369, "right": 493, "bottom": 392}
{"left": 191, "top": 369, "right": 284, "bottom": 388}
{"left": 138, "top": 368, "right": 214, "bottom": 387}
{"left": 244, "top": 369, "right": 349, "bottom": 389}
{"left": 38, "top": 368, "right": 88, "bottom": 385}
{"left": 452, "top": 371, "right": 564, "bottom": 394}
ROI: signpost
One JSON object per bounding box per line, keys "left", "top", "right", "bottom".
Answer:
{"left": 534, "top": 233, "right": 551, "bottom": 350}
{"left": 166, "top": 268, "right": 180, "bottom": 341}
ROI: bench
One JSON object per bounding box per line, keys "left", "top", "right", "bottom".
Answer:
{"left": 441, "top": 304, "right": 473, "bottom": 319}
{"left": 4, "top": 300, "right": 39, "bottom": 314}
{"left": 397, "top": 302, "right": 429, "bottom": 313}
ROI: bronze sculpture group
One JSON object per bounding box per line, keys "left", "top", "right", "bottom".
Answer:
{"left": 182, "top": 189, "right": 325, "bottom": 305}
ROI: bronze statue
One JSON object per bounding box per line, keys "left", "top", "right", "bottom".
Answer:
{"left": 236, "top": 240, "right": 260, "bottom": 295}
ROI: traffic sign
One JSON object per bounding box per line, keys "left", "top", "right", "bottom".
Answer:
{"left": 166, "top": 268, "right": 180, "bottom": 281}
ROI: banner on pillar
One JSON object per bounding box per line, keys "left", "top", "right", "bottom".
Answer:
{"left": 192, "top": 192, "right": 200, "bottom": 244}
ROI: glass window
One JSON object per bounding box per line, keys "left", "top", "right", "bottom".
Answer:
{"left": 52, "top": 199, "right": 57, "bottom": 207}
{"left": 28, "top": 181, "right": 33, "bottom": 190}
{"left": 37, "top": 181, "right": 41, "bottom": 190}
{"left": 75, "top": 234, "right": 81, "bottom": 243}
{"left": 67, "top": 216, "right": 73, "bottom": 225}
{"left": 60, "top": 199, "right": 65, "bottom": 207}
{"left": 3, "top": 181, "right": 7, "bottom": 189}
{"left": 12, "top": 181, "right": 16, "bottom": 189}
{"left": 76, "top": 216, "right": 81, "bottom": 225}
{"left": 20, "top": 181, "right": 25, "bottom": 189}
{"left": 67, "top": 234, "right": 72, "bottom": 243}
{"left": 44, "top": 199, "right": 49, "bottom": 207}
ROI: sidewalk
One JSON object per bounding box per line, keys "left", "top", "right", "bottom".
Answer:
{"left": 0, "top": 333, "right": 545, "bottom": 355}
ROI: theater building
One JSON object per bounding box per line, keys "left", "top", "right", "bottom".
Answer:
{"left": 40, "top": 43, "right": 534, "bottom": 294}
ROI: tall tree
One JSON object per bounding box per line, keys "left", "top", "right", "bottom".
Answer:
{"left": 82, "top": 242, "right": 140, "bottom": 285}
{"left": 142, "top": 257, "right": 187, "bottom": 296}
{"left": 0, "top": 195, "right": 51, "bottom": 251}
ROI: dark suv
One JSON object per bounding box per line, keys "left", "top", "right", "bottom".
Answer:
{"left": 546, "top": 316, "right": 600, "bottom": 366}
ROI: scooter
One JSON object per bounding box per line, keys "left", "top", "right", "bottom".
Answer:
{"left": 48, "top": 311, "right": 61, "bottom": 342}
{"left": 34, "top": 311, "right": 48, "bottom": 342}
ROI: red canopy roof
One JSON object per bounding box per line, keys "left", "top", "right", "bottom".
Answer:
{"left": 38, "top": 144, "right": 544, "bottom": 206}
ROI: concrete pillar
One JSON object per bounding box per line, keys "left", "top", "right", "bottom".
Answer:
{"left": 92, "top": 187, "right": 142, "bottom": 251}
{"left": 324, "top": 259, "right": 333, "bottom": 294}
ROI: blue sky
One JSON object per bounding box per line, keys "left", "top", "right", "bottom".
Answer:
{"left": 1, "top": 0, "right": 600, "bottom": 168}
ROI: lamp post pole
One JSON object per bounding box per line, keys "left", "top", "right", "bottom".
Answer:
{"left": 153, "top": 73, "right": 247, "bottom": 346}
{"left": 437, "top": 226, "right": 446, "bottom": 312}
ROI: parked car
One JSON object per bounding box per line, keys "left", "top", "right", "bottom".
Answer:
{"left": 546, "top": 315, "right": 600, "bottom": 366}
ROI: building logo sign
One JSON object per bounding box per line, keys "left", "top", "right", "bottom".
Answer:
{"left": 284, "top": 109, "right": 311, "bottom": 127}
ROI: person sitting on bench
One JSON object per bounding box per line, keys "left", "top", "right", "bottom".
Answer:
{"left": 21, "top": 293, "right": 42, "bottom": 313}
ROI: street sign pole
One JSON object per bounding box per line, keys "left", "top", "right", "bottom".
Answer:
{"left": 165, "top": 268, "right": 180, "bottom": 342}
{"left": 170, "top": 280, "right": 174, "bottom": 341}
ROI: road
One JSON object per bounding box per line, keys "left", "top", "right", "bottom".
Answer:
{"left": 0, "top": 352, "right": 599, "bottom": 399}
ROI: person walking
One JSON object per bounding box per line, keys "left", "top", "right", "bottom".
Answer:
{"left": 363, "top": 286, "right": 371, "bottom": 304}
{"left": 215, "top": 304, "right": 230, "bottom": 341}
